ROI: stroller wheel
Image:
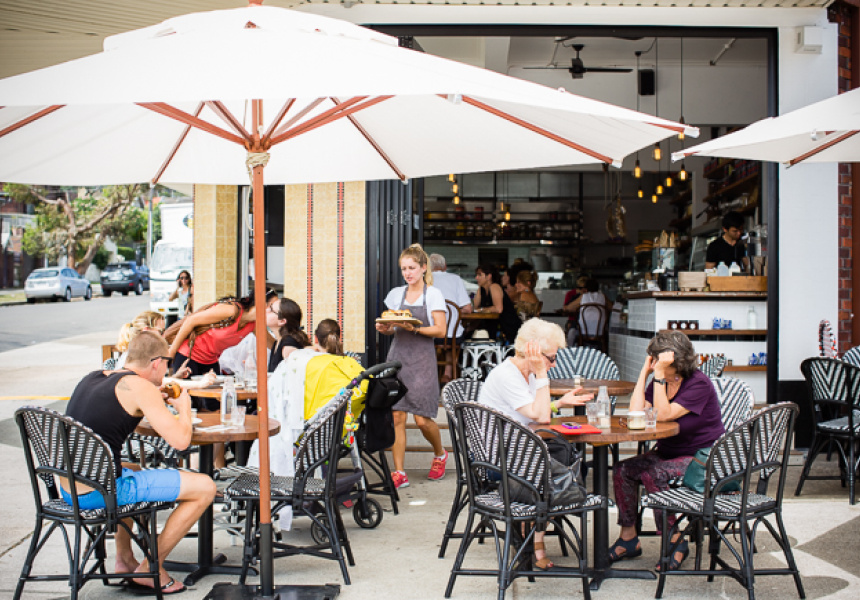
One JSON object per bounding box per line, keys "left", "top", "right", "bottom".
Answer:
{"left": 311, "top": 517, "right": 330, "bottom": 545}
{"left": 353, "top": 498, "right": 383, "bottom": 528}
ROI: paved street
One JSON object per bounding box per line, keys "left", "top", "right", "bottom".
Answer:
{"left": 0, "top": 292, "right": 150, "bottom": 353}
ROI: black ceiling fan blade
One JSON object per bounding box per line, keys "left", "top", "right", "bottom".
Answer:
{"left": 584, "top": 67, "right": 633, "bottom": 73}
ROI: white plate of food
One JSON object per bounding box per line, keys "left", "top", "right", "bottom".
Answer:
{"left": 191, "top": 374, "right": 225, "bottom": 383}
{"left": 376, "top": 309, "right": 422, "bottom": 326}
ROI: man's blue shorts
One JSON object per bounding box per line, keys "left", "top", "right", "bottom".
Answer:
{"left": 60, "top": 467, "right": 181, "bottom": 511}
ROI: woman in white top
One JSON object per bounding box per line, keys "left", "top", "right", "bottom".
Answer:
{"left": 479, "top": 318, "right": 589, "bottom": 570}
{"left": 168, "top": 270, "right": 193, "bottom": 318}
{"left": 375, "top": 244, "right": 447, "bottom": 490}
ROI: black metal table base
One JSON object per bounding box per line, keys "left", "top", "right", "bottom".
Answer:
{"left": 203, "top": 582, "right": 340, "bottom": 600}
{"left": 164, "top": 553, "right": 248, "bottom": 587}
{"left": 589, "top": 566, "right": 656, "bottom": 590}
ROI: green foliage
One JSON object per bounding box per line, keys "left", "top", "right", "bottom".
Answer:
{"left": 92, "top": 246, "right": 111, "bottom": 270}
{"left": 116, "top": 246, "right": 136, "bottom": 261}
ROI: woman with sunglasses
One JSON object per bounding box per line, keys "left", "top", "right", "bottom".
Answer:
{"left": 168, "top": 270, "right": 193, "bottom": 318}
{"left": 478, "top": 317, "right": 590, "bottom": 570}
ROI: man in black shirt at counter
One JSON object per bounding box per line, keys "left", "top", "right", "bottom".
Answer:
{"left": 705, "top": 211, "right": 748, "bottom": 271}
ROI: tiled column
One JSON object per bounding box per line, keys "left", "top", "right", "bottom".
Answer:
{"left": 193, "top": 185, "right": 239, "bottom": 308}
{"left": 283, "top": 182, "right": 366, "bottom": 355}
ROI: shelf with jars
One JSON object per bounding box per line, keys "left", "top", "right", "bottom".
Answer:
{"left": 423, "top": 210, "right": 582, "bottom": 244}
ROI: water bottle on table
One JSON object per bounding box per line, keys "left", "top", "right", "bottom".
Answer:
{"left": 221, "top": 376, "right": 237, "bottom": 425}
{"left": 596, "top": 385, "right": 611, "bottom": 429}
{"left": 243, "top": 349, "right": 257, "bottom": 392}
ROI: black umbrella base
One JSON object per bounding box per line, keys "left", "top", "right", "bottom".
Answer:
{"left": 203, "top": 582, "right": 341, "bottom": 600}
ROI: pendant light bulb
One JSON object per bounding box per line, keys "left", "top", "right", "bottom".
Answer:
{"left": 679, "top": 164, "right": 688, "bottom": 181}
{"left": 656, "top": 183, "right": 664, "bottom": 195}
{"left": 666, "top": 175, "right": 673, "bottom": 188}
{"left": 652, "top": 143, "right": 662, "bottom": 161}
{"left": 453, "top": 195, "right": 460, "bottom": 205}
{"left": 505, "top": 211, "right": 511, "bottom": 221}
{"left": 634, "top": 159, "right": 642, "bottom": 179}
{"left": 452, "top": 183, "right": 459, "bottom": 194}
{"left": 448, "top": 173, "right": 455, "bottom": 182}
{"left": 652, "top": 194, "right": 658, "bottom": 204}
{"left": 638, "top": 186, "right": 644, "bottom": 199}
{"left": 678, "top": 116, "right": 686, "bottom": 141}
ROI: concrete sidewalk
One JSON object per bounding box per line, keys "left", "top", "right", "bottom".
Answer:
{"left": 0, "top": 334, "right": 858, "bottom": 599}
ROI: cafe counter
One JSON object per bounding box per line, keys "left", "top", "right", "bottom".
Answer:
{"left": 610, "top": 290, "right": 767, "bottom": 402}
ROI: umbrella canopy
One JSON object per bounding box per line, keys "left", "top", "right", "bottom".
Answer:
{"left": 673, "top": 87, "right": 860, "bottom": 166}
{"left": 0, "top": 5, "right": 696, "bottom": 186}
{"left": 0, "top": 2, "right": 694, "bottom": 595}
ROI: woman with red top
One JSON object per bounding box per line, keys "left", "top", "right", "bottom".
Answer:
{"left": 167, "top": 288, "right": 278, "bottom": 400}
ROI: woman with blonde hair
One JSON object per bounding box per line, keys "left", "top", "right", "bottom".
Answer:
{"left": 110, "top": 311, "right": 166, "bottom": 370}
{"left": 375, "top": 243, "right": 447, "bottom": 489}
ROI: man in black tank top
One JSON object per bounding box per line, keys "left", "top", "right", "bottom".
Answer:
{"left": 64, "top": 331, "right": 216, "bottom": 594}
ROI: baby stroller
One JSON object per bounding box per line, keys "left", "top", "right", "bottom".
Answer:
{"left": 304, "top": 360, "right": 405, "bottom": 544}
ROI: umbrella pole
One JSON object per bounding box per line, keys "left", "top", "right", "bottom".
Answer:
{"left": 251, "top": 100, "right": 275, "bottom": 598}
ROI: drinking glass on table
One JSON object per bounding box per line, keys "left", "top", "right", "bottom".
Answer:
{"left": 645, "top": 406, "right": 658, "bottom": 429}
{"left": 585, "top": 402, "right": 599, "bottom": 426}
{"left": 231, "top": 405, "right": 247, "bottom": 428}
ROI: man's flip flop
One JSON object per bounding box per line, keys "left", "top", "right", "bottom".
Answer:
{"left": 126, "top": 577, "right": 186, "bottom": 595}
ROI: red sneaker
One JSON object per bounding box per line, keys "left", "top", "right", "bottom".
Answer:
{"left": 428, "top": 451, "right": 449, "bottom": 480}
{"left": 391, "top": 471, "right": 410, "bottom": 489}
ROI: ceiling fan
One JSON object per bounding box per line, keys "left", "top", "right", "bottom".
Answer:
{"left": 525, "top": 44, "right": 633, "bottom": 79}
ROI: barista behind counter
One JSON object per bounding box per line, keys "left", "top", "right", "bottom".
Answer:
{"left": 705, "top": 211, "right": 749, "bottom": 272}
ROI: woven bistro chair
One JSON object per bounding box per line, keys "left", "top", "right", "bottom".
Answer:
{"left": 226, "top": 393, "right": 353, "bottom": 584}
{"left": 446, "top": 402, "right": 604, "bottom": 600}
{"left": 14, "top": 406, "right": 172, "bottom": 600}
{"left": 438, "top": 378, "right": 484, "bottom": 558}
{"left": 796, "top": 357, "right": 860, "bottom": 504}
{"left": 699, "top": 355, "right": 728, "bottom": 379}
{"left": 635, "top": 375, "right": 755, "bottom": 536}
{"left": 437, "top": 300, "right": 463, "bottom": 382}
{"left": 642, "top": 403, "right": 803, "bottom": 600}
{"left": 842, "top": 345, "right": 860, "bottom": 367}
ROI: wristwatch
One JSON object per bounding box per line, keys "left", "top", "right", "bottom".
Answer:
{"left": 653, "top": 378, "right": 667, "bottom": 385}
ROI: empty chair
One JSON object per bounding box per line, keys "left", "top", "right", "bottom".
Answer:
{"left": 698, "top": 355, "right": 728, "bottom": 379}
{"left": 437, "top": 300, "right": 463, "bottom": 382}
{"left": 577, "top": 303, "right": 609, "bottom": 353}
{"left": 14, "top": 406, "right": 171, "bottom": 600}
{"left": 226, "top": 393, "right": 354, "bottom": 583}
{"left": 795, "top": 357, "right": 860, "bottom": 504}
{"left": 642, "top": 403, "right": 804, "bottom": 600}
{"left": 438, "top": 378, "right": 483, "bottom": 558}
{"left": 818, "top": 319, "right": 839, "bottom": 358}
{"left": 550, "top": 346, "right": 620, "bottom": 381}
{"left": 446, "top": 402, "right": 604, "bottom": 600}
{"left": 842, "top": 345, "right": 860, "bottom": 367}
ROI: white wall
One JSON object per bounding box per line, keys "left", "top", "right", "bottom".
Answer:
{"left": 777, "top": 26, "right": 839, "bottom": 380}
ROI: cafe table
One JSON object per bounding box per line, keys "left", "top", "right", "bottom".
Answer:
{"left": 135, "top": 410, "right": 280, "bottom": 586}
{"left": 532, "top": 415, "right": 679, "bottom": 590}
{"left": 187, "top": 386, "right": 259, "bottom": 464}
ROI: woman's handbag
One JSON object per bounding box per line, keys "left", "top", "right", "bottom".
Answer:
{"left": 682, "top": 447, "right": 741, "bottom": 493}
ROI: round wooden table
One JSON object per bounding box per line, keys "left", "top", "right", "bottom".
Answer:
{"left": 135, "top": 412, "right": 279, "bottom": 586}
{"left": 186, "top": 386, "right": 258, "bottom": 401}
{"left": 550, "top": 378, "right": 636, "bottom": 397}
{"left": 532, "top": 415, "right": 679, "bottom": 590}
{"left": 460, "top": 312, "right": 500, "bottom": 321}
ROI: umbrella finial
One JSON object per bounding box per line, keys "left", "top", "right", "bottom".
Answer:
{"left": 249, "top": 0, "right": 264, "bottom": 6}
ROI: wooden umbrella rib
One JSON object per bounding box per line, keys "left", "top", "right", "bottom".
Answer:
{"left": 459, "top": 95, "right": 614, "bottom": 164}
{"left": 646, "top": 121, "right": 686, "bottom": 134}
{"left": 0, "top": 105, "right": 64, "bottom": 139}
{"left": 269, "top": 98, "right": 326, "bottom": 141}
{"left": 333, "top": 98, "right": 406, "bottom": 181}
{"left": 137, "top": 102, "right": 246, "bottom": 146}
{"left": 204, "top": 101, "right": 252, "bottom": 141}
{"left": 151, "top": 102, "right": 205, "bottom": 184}
{"left": 269, "top": 96, "right": 391, "bottom": 146}
{"left": 789, "top": 130, "right": 860, "bottom": 166}
{"left": 262, "top": 98, "right": 296, "bottom": 142}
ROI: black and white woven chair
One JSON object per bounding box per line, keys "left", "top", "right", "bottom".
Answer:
{"left": 699, "top": 355, "right": 728, "bottom": 379}
{"left": 642, "top": 402, "right": 803, "bottom": 600}
{"left": 636, "top": 376, "right": 755, "bottom": 537}
{"left": 446, "top": 402, "right": 604, "bottom": 600}
{"left": 438, "top": 378, "right": 484, "bottom": 558}
{"left": 796, "top": 357, "right": 860, "bottom": 505}
{"left": 226, "top": 393, "right": 354, "bottom": 583}
{"left": 842, "top": 345, "right": 860, "bottom": 368}
{"left": 14, "top": 406, "right": 173, "bottom": 600}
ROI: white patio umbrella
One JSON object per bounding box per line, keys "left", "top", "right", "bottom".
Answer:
{"left": 0, "top": 2, "right": 696, "bottom": 596}
{"left": 673, "top": 87, "right": 860, "bottom": 165}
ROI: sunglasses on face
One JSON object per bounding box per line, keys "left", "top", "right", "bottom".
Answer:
{"left": 151, "top": 356, "right": 172, "bottom": 364}
{"left": 542, "top": 353, "right": 557, "bottom": 364}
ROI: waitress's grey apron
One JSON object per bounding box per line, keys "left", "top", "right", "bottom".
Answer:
{"left": 387, "top": 285, "right": 440, "bottom": 418}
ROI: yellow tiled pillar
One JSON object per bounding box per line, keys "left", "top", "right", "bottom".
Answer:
{"left": 283, "top": 182, "right": 366, "bottom": 355}
{"left": 193, "top": 185, "right": 239, "bottom": 308}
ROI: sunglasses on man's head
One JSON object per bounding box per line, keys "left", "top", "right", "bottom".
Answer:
{"left": 151, "top": 356, "right": 172, "bottom": 364}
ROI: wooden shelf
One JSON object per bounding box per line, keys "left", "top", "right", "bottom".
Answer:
{"left": 703, "top": 173, "right": 760, "bottom": 205}
{"left": 723, "top": 365, "right": 767, "bottom": 372}
{"left": 659, "top": 329, "right": 767, "bottom": 336}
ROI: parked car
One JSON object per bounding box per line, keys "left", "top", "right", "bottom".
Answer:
{"left": 25, "top": 267, "right": 93, "bottom": 302}
{"left": 100, "top": 261, "right": 150, "bottom": 296}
